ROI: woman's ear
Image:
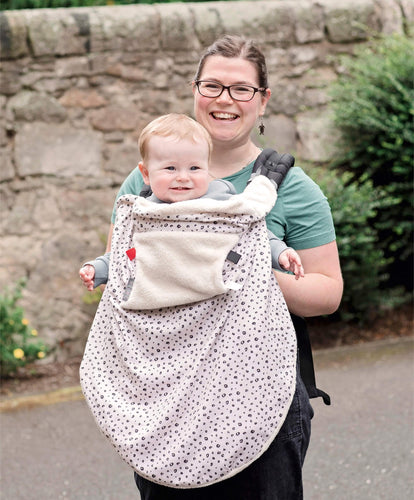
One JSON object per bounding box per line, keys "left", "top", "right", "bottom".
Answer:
{"left": 138, "top": 162, "right": 150, "bottom": 185}
{"left": 259, "top": 88, "right": 271, "bottom": 115}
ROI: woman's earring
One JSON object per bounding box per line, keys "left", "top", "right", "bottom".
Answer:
{"left": 259, "top": 116, "right": 265, "bottom": 136}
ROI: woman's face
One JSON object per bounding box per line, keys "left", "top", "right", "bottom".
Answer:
{"left": 193, "top": 55, "right": 271, "bottom": 147}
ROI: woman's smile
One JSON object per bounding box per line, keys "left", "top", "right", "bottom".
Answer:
{"left": 210, "top": 111, "right": 239, "bottom": 121}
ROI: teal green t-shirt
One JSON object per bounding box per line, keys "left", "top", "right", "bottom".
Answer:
{"left": 111, "top": 162, "right": 335, "bottom": 250}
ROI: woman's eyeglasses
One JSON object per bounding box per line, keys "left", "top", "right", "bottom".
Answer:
{"left": 194, "top": 80, "right": 265, "bottom": 102}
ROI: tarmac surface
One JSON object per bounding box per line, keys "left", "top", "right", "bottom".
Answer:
{"left": 1, "top": 336, "right": 413, "bottom": 500}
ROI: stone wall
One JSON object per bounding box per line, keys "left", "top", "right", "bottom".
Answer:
{"left": 1, "top": 0, "right": 412, "bottom": 361}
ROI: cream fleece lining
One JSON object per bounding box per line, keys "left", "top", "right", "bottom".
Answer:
{"left": 121, "top": 176, "right": 277, "bottom": 310}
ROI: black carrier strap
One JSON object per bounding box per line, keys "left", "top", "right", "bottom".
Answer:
{"left": 139, "top": 183, "right": 153, "bottom": 198}
{"left": 254, "top": 148, "right": 331, "bottom": 405}
{"left": 251, "top": 148, "right": 295, "bottom": 188}
{"left": 291, "top": 314, "right": 331, "bottom": 405}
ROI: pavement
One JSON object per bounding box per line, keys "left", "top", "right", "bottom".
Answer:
{"left": 1, "top": 336, "right": 413, "bottom": 500}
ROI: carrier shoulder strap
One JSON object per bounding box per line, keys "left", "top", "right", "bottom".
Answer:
{"left": 254, "top": 149, "right": 331, "bottom": 405}
{"left": 139, "top": 183, "right": 153, "bottom": 198}
{"left": 291, "top": 316, "right": 331, "bottom": 405}
{"left": 250, "top": 148, "right": 295, "bottom": 189}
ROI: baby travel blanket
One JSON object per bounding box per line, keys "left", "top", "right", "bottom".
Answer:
{"left": 80, "top": 176, "right": 297, "bottom": 488}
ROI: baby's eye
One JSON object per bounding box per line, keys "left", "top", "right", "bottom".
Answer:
{"left": 190, "top": 166, "right": 201, "bottom": 171}
{"left": 165, "top": 166, "right": 176, "bottom": 171}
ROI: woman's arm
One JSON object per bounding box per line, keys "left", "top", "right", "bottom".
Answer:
{"left": 275, "top": 241, "right": 343, "bottom": 317}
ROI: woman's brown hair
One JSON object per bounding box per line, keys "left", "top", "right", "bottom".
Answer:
{"left": 194, "top": 35, "right": 268, "bottom": 92}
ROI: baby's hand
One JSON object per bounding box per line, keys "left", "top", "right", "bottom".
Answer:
{"left": 79, "top": 264, "right": 96, "bottom": 291}
{"left": 278, "top": 248, "right": 305, "bottom": 280}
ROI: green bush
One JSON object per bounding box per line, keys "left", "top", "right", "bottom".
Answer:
{"left": 0, "top": 279, "right": 50, "bottom": 377}
{"left": 0, "top": 0, "right": 217, "bottom": 11}
{"left": 312, "top": 167, "right": 407, "bottom": 323}
{"left": 2, "top": 0, "right": 140, "bottom": 9}
{"left": 329, "top": 34, "right": 414, "bottom": 290}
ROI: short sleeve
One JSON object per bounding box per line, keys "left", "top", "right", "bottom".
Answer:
{"left": 265, "top": 167, "right": 336, "bottom": 250}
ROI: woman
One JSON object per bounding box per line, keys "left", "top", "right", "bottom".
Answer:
{"left": 103, "top": 35, "right": 343, "bottom": 499}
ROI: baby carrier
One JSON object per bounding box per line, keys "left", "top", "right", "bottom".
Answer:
{"left": 80, "top": 150, "right": 328, "bottom": 489}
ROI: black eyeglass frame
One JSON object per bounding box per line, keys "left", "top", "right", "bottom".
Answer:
{"left": 194, "top": 80, "right": 266, "bottom": 102}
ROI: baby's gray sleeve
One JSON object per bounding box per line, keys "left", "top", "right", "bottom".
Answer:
{"left": 267, "top": 230, "right": 291, "bottom": 271}
{"left": 83, "top": 252, "right": 111, "bottom": 288}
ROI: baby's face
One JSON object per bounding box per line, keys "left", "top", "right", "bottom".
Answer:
{"left": 140, "top": 135, "right": 210, "bottom": 203}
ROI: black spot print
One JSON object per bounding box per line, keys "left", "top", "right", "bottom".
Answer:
{"left": 80, "top": 191, "right": 297, "bottom": 488}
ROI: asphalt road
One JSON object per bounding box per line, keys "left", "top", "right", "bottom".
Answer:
{"left": 1, "top": 337, "right": 413, "bottom": 500}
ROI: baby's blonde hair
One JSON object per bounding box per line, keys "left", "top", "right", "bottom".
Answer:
{"left": 138, "top": 113, "right": 212, "bottom": 163}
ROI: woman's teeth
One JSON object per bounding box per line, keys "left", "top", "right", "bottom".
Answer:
{"left": 211, "top": 112, "right": 238, "bottom": 120}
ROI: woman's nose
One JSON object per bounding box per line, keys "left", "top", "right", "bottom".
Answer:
{"left": 215, "top": 87, "right": 234, "bottom": 103}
